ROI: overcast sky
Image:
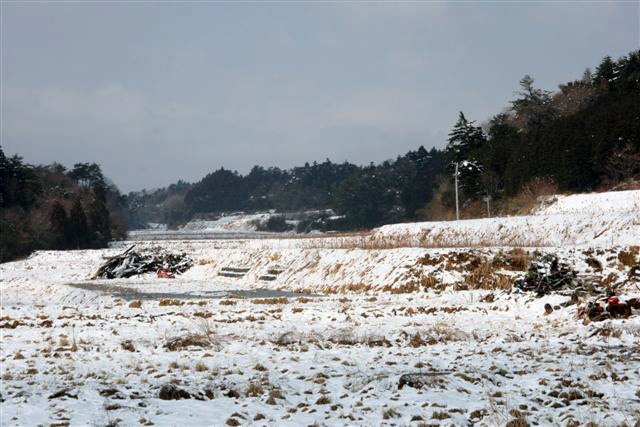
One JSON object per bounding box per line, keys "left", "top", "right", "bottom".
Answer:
{"left": 2, "top": 2, "right": 638, "bottom": 192}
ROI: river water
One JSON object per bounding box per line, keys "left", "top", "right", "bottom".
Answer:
{"left": 65, "top": 282, "right": 322, "bottom": 302}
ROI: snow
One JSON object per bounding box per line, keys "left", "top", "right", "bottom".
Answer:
{"left": 178, "top": 213, "right": 272, "bottom": 233}
{"left": 1, "top": 190, "right": 639, "bottom": 426}
{"left": 375, "top": 189, "right": 640, "bottom": 247}
{"left": 535, "top": 190, "right": 640, "bottom": 215}
{"left": 145, "top": 223, "right": 167, "bottom": 231}
{"left": 128, "top": 212, "right": 301, "bottom": 241}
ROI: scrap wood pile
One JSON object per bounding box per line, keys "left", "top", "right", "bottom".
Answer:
{"left": 577, "top": 293, "right": 640, "bottom": 323}
{"left": 514, "top": 254, "right": 582, "bottom": 296}
{"left": 514, "top": 254, "right": 640, "bottom": 322}
{"left": 93, "top": 245, "right": 194, "bottom": 279}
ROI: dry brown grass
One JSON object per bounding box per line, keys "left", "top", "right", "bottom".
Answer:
{"left": 58, "top": 335, "right": 69, "bottom": 347}
{"left": 419, "top": 176, "right": 456, "bottom": 221}
{"left": 317, "top": 283, "right": 373, "bottom": 294}
{"left": 292, "top": 284, "right": 373, "bottom": 295}
{"left": 194, "top": 362, "right": 208, "bottom": 372}
{"left": 382, "top": 408, "right": 401, "bottom": 419}
{"left": 165, "top": 319, "right": 222, "bottom": 351}
{"left": 165, "top": 334, "right": 212, "bottom": 351}
{"left": 366, "top": 335, "right": 392, "bottom": 347}
{"left": 493, "top": 248, "right": 532, "bottom": 271}
{"left": 432, "top": 411, "right": 450, "bottom": 420}
{"left": 316, "top": 396, "right": 331, "bottom": 405}
{"left": 265, "top": 387, "right": 284, "bottom": 405}
{"left": 501, "top": 176, "right": 559, "bottom": 216}
{"left": 245, "top": 381, "right": 264, "bottom": 397}
{"left": 505, "top": 418, "right": 529, "bottom": 427}
{"left": 159, "top": 299, "right": 184, "bottom": 307}
{"left": 403, "top": 323, "right": 469, "bottom": 346}
{"left": 421, "top": 175, "right": 562, "bottom": 220}
{"left": 383, "top": 282, "right": 421, "bottom": 294}
{"left": 252, "top": 297, "right": 289, "bottom": 305}
{"left": 294, "top": 232, "right": 550, "bottom": 250}
{"left": 618, "top": 246, "right": 639, "bottom": 267}
{"left": 463, "top": 262, "right": 513, "bottom": 291}
{"left": 408, "top": 332, "right": 436, "bottom": 347}
{"left": 328, "top": 328, "right": 359, "bottom": 346}
{"left": 273, "top": 331, "right": 322, "bottom": 347}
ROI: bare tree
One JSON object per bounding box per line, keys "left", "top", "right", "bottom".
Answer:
{"left": 480, "top": 170, "right": 500, "bottom": 199}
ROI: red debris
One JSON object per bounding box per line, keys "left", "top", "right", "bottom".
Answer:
{"left": 157, "top": 269, "right": 175, "bottom": 279}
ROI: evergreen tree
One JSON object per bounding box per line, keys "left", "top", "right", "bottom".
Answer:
{"left": 445, "top": 112, "right": 486, "bottom": 198}
{"left": 184, "top": 168, "right": 245, "bottom": 213}
{"left": 49, "top": 201, "right": 69, "bottom": 249}
{"left": 400, "top": 146, "right": 446, "bottom": 219}
{"left": 67, "top": 163, "right": 105, "bottom": 187}
{"left": 594, "top": 56, "right": 616, "bottom": 88}
{"left": 69, "top": 199, "right": 89, "bottom": 249}
{"left": 617, "top": 50, "right": 640, "bottom": 90}
{"left": 510, "top": 75, "right": 555, "bottom": 131}
{"left": 458, "top": 160, "right": 484, "bottom": 198}
{"left": 89, "top": 185, "right": 112, "bottom": 246}
{"left": 0, "top": 148, "right": 41, "bottom": 209}
{"left": 446, "top": 112, "right": 485, "bottom": 162}
{"left": 334, "top": 170, "right": 386, "bottom": 229}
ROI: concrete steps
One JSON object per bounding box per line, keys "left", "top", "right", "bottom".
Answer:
{"left": 217, "top": 266, "right": 285, "bottom": 281}
{"left": 218, "top": 266, "right": 250, "bottom": 279}
{"left": 259, "top": 267, "right": 284, "bottom": 282}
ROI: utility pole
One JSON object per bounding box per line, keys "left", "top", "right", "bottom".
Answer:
{"left": 484, "top": 195, "right": 491, "bottom": 218}
{"left": 454, "top": 162, "right": 459, "bottom": 220}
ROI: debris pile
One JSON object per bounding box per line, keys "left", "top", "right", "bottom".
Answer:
{"left": 93, "top": 245, "right": 193, "bottom": 279}
{"left": 513, "top": 254, "right": 640, "bottom": 323}
{"left": 513, "top": 254, "right": 583, "bottom": 296}
{"left": 578, "top": 293, "right": 640, "bottom": 323}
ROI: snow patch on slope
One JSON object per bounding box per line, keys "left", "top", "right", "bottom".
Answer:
{"left": 374, "top": 190, "right": 640, "bottom": 247}
{"left": 535, "top": 189, "right": 640, "bottom": 215}
{"left": 178, "top": 212, "right": 273, "bottom": 232}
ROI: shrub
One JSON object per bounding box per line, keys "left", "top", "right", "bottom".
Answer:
{"left": 256, "top": 215, "right": 294, "bottom": 232}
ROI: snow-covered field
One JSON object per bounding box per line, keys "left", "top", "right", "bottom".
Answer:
{"left": 1, "top": 191, "right": 640, "bottom": 426}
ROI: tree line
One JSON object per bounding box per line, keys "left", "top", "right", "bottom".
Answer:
{"left": 129, "top": 49, "right": 639, "bottom": 231}
{"left": 127, "top": 147, "right": 447, "bottom": 231}
{"left": 3, "top": 49, "right": 638, "bottom": 261}
{"left": 444, "top": 50, "right": 639, "bottom": 211}
{"left": 0, "top": 151, "right": 127, "bottom": 262}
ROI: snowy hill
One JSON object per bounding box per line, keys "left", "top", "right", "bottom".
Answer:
{"left": 374, "top": 190, "right": 640, "bottom": 247}
{"left": 535, "top": 189, "right": 639, "bottom": 215}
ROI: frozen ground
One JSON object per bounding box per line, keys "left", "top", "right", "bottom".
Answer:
{"left": 1, "top": 190, "right": 640, "bottom": 427}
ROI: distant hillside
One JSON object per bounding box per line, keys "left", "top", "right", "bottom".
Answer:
{"left": 126, "top": 50, "right": 639, "bottom": 232}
